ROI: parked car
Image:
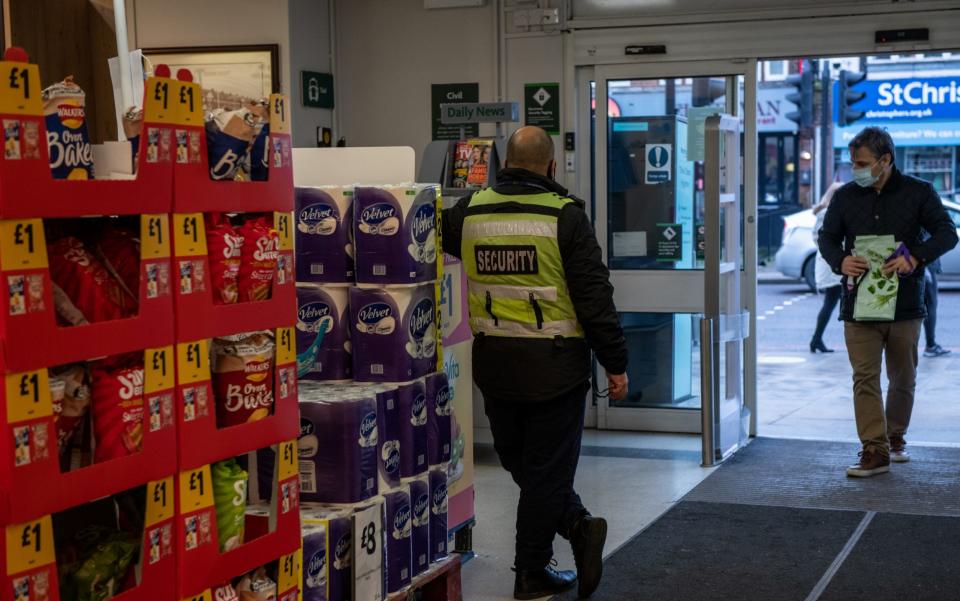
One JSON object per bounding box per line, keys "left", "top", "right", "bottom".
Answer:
{"left": 774, "top": 199, "right": 960, "bottom": 290}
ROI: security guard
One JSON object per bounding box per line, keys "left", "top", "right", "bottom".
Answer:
{"left": 443, "top": 126, "right": 628, "bottom": 599}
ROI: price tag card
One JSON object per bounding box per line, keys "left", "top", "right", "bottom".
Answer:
{"left": 278, "top": 550, "right": 299, "bottom": 593}
{"left": 173, "top": 213, "right": 207, "bottom": 257}
{"left": 176, "top": 340, "right": 210, "bottom": 385}
{"left": 179, "top": 466, "right": 214, "bottom": 512}
{"left": 5, "top": 369, "right": 52, "bottom": 423}
{"left": 0, "top": 219, "right": 48, "bottom": 271}
{"left": 141, "top": 214, "right": 171, "bottom": 259}
{"left": 278, "top": 439, "right": 297, "bottom": 481}
{"left": 175, "top": 81, "right": 204, "bottom": 127}
{"left": 5, "top": 515, "right": 54, "bottom": 576}
{"left": 274, "top": 212, "right": 293, "bottom": 251}
{"left": 269, "top": 93, "right": 291, "bottom": 134}
{"left": 146, "top": 477, "right": 175, "bottom": 527}
{"left": 277, "top": 327, "right": 295, "bottom": 366}
{"left": 0, "top": 62, "right": 43, "bottom": 116}
{"left": 145, "top": 346, "right": 175, "bottom": 394}
{"left": 143, "top": 77, "right": 180, "bottom": 124}
{"left": 181, "top": 591, "right": 212, "bottom": 601}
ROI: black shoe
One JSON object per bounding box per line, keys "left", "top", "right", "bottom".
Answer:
{"left": 924, "top": 344, "right": 951, "bottom": 358}
{"left": 571, "top": 515, "right": 607, "bottom": 598}
{"left": 514, "top": 565, "right": 577, "bottom": 600}
{"left": 810, "top": 340, "right": 835, "bottom": 353}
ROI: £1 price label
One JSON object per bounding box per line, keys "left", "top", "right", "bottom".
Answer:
{"left": 277, "top": 327, "right": 295, "bottom": 366}
{"left": 278, "top": 440, "right": 297, "bottom": 481}
{"left": 173, "top": 213, "right": 207, "bottom": 257}
{"left": 146, "top": 477, "right": 175, "bottom": 527}
{"left": 176, "top": 81, "right": 204, "bottom": 127}
{"left": 269, "top": 93, "right": 290, "bottom": 134}
{"left": 145, "top": 346, "right": 175, "bottom": 394}
{"left": 0, "top": 62, "right": 43, "bottom": 116}
{"left": 5, "top": 516, "right": 54, "bottom": 575}
{"left": 143, "top": 77, "right": 179, "bottom": 124}
{"left": 5, "top": 369, "right": 52, "bottom": 423}
{"left": 180, "top": 591, "right": 212, "bottom": 601}
{"left": 278, "top": 550, "right": 299, "bottom": 593}
{"left": 0, "top": 219, "right": 48, "bottom": 271}
{"left": 176, "top": 340, "right": 210, "bottom": 384}
{"left": 141, "top": 214, "right": 171, "bottom": 259}
{"left": 179, "top": 466, "right": 214, "bottom": 512}
{"left": 274, "top": 212, "right": 293, "bottom": 251}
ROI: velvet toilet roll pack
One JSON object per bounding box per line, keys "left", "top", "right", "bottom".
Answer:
{"left": 296, "top": 284, "right": 352, "bottom": 382}
{"left": 301, "top": 505, "right": 354, "bottom": 601}
{"left": 350, "top": 284, "right": 438, "bottom": 383}
{"left": 397, "top": 379, "right": 428, "bottom": 478}
{"left": 383, "top": 486, "right": 412, "bottom": 594}
{"left": 353, "top": 184, "right": 440, "bottom": 285}
{"left": 295, "top": 186, "right": 354, "bottom": 283}
{"left": 298, "top": 384, "right": 378, "bottom": 504}
{"left": 424, "top": 371, "right": 452, "bottom": 466}
{"left": 407, "top": 475, "right": 430, "bottom": 577}
{"left": 429, "top": 466, "right": 449, "bottom": 563}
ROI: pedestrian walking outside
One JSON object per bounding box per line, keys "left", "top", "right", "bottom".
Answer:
{"left": 922, "top": 257, "right": 950, "bottom": 357}
{"left": 819, "top": 127, "right": 958, "bottom": 477}
{"left": 810, "top": 182, "right": 844, "bottom": 353}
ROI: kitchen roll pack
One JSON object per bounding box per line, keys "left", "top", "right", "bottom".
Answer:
{"left": 295, "top": 186, "right": 354, "bottom": 284}
{"left": 298, "top": 383, "right": 378, "bottom": 504}
{"left": 383, "top": 486, "right": 412, "bottom": 594}
{"left": 429, "top": 466, "right": 449, "bottom": 563}
{"left": 408, "top": 475, "right": 430, "bottom": 577}
{"left": 296, "top": 283, "right": 352, "bottom": 382}
{"left": 425, "top": 371, "right": 452, "bottom": 466}
{"left": 353, "top": 184, "right": 440, "bottom": 285}
{"left": 350, "top": 284, "right": 438, "bottom": 383}
{"left": 397, "top": 379, "right": 428, "bottom": 478}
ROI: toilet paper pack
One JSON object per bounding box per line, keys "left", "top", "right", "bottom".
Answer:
{"left": 353, "top": 184, "right": 439, "bottom": 285}
{"left": 296, "top": 186, "right": 354, "bottom": 283}
{"left": 298, "top": 387, "right": 378, "bottom": 504}
{"left": 350, "top": 284, "right": 438, "bottom": 383}
{"left": 397, "top": 380, "right": 428, "bottom": 478}
{"left": 383, "top": 486, "right": 412, "bottom": 593}
{"left": 429, "top": 466, "right": 449, "bottom": 562}
{"left": 407, "top": 476, "right": 430, "bottom": 577}
{"left": 425, "top": 372, "right": 452, "bottom": 466}
{"left": 301, "top": 506, "right": 354, "bottom": 601}
{"left": 296, "top": 284, "right": 352, "bottom": 382}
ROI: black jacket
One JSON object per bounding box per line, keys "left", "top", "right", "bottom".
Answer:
{"left": 442, "top": 168, "right": 628, "bottom": 402}
{"left": 818, "top": 167, "right": 958, "bottom": 321}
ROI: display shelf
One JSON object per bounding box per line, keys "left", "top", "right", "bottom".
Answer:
{"left": 0, "top": 49, "right": 176, "bottom": 219}
{"left": 387, "top": 555, "right": 462, "bottom": 601}
{"left": 175, "top": 327, "right": 298, "bottom": 470}
{"left": 172, "top": 211, "right": 295, "bottom": 341}
{"left": 0, "top": 213, "right": 174, "bottom": 373}
{"left": 171, "top": 69, "right": 293, "bottom": 214}
{"left": 0, "top": 346, "right": 177, "bottom": 523}
{"left": 0, "top": 476, "right": 178, "bottom": 601}
{"left": 175, "top": 441, "right": 300, "bottom": 598}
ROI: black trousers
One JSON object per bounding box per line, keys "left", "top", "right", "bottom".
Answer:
{"left": 483, "top": 382, "right": 589, "bottom": 570}
{"left": 812, "top": 285, "right": 842, "bottom": 344}
{"left": 924, "top": 268, "right": 939, "bottom": 348}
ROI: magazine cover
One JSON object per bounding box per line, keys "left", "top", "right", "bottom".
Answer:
{"left": 466, "top": 138, "right": 493, "bottom": 187}
{"left": 450, "top": 141, "right": 471, "bottom": 188}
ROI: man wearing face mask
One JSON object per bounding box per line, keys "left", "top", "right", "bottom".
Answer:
{"left": 819, "top": 127, "right": 958, "bottom": 477}
{"left": 442, "top": 126, "right": 628, "bottom": 599}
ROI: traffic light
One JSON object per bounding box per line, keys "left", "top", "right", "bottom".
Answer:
{"left": 785, "top": 62, "right": 815, "bottom": 128}
{"left": 838, "top": 69, "right": 867, "bottom": 127}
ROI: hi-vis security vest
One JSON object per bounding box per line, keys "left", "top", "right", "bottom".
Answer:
{"left": 462, "top": 188, "right": 584, "bottom": 339}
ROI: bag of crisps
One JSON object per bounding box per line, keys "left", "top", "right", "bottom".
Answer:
{"left": 212, "top": 332, "right": 276, "bottom": 427}
{"left": 212, "top": 458, "right": 248, "bottom": 552}
{"left": 49, "top": 237, "right": 133, "bottom": 323}
{"left": 42, "top": 76, "right": 95, "bottom": 180}
{"left": 237, "top": 217, "right": 279, "bottom": 302}
{"left": 206, "top": 213, "right": 244, "bottom": 305}
{"left": 91, "top": 356, "right": 144, "bottom": 462}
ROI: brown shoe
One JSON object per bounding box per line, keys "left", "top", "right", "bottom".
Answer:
{"left": 846, "top": 449, "right": 890, "bottom": 477}
{"left": 889, "top": 435, "right": 910, "bottom": 463}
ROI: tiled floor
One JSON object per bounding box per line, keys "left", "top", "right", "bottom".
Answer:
{"left": 461, "top": 432, "right": 713, "bottom": 601}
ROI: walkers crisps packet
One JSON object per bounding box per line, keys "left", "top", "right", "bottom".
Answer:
{"left": 42, "top": 76, "right": 95, "bottom": 180}
{"left": 212, "top": 331, "right": 276, "bottom": 427}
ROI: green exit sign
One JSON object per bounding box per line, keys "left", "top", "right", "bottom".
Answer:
{"left": 301, "top": 71, "right": 334, "bottom": 109}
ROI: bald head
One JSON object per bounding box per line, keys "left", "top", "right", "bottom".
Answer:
{"left": 506, "top": 126, "right": 555, "bottom": 177}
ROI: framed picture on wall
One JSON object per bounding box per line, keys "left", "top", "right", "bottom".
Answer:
{"left": 143, "top": 44, "right": 279, "bottom": 113}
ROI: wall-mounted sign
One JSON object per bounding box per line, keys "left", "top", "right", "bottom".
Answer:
{"left": 656, "top": 223, "right": 682, "bottom": 262}
{"left": 432, "top": 83, "right": 479, "bottom": 140}
{"left": 645, "top": 143, "right": 672, "bottom": 184}
{"left": 440, "top": 102, "right": 519, "bottom": 124}
{"left": 301, "top": 71, "right": 334, "bottom": 109}
{"left": 524, "top": 82, "right": 560, "bottom": 134}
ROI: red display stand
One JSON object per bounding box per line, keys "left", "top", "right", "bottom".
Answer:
{"left": 0, "top": 476, "right": 178, "bottom": 601}
{"left": 0, "top": 50, "right": 174, "bottom": 219}
{"left": 0, "top": 346, "right": 176, "bottom": 523}
{"left": 175, "top": 440, "right": 300, "bottom": 598}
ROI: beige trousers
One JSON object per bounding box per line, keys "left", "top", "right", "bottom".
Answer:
{"left": 843, "top": 319, "right": 922, "bottom": 455}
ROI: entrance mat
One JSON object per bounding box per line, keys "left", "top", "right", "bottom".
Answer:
{"left": 554, "top": 500, "right": 863, "bottom": 601}
{"left": 821, "top": 513, "right": 960, "bottom": 601}
{"left": 685, "top": 437, "right": 960, "bottom": 517}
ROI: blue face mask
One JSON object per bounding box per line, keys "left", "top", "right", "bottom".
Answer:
{"left": 852, "top": 160, "right": 881, "bottom": 188}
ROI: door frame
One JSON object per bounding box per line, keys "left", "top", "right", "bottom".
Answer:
{"left": 585, "top": 59, "right": 758, "bottom": 433}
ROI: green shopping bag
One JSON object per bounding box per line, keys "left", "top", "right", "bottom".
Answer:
{"left": 853, "top": 234, "right": 898, "bottom": 321}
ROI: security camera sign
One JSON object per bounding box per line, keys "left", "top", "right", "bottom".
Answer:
{"left": 645, "top": 144, "right": 672, "bottom": 184}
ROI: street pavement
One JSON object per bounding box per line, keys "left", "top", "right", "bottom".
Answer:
{"left": 756, "top": 278, "right": 960, "bottom": 445}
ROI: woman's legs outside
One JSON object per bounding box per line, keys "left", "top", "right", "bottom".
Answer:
{"left": 812, "top": 285, "right": 842, "bottom": 346}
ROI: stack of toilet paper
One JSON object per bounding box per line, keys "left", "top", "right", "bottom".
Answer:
{"left": 301, "top": 500, "right": 385, "bottom": 601}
